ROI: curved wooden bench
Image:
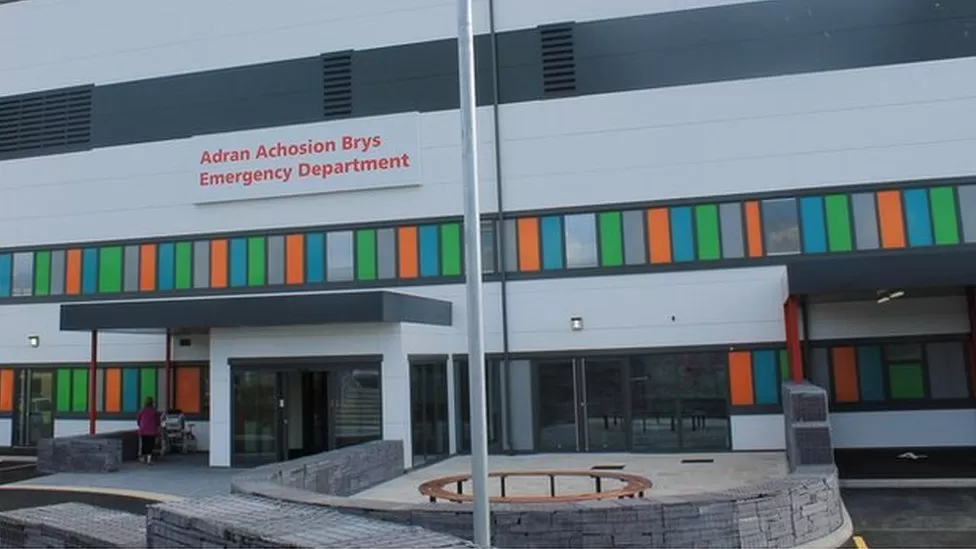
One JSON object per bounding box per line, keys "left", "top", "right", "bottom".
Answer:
{"left": 418, "top": 469, "right": 652, "bottom": 504}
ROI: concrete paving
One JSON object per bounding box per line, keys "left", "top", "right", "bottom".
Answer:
{"left": 356, "top": 452, "right": 788, "bottom": 503}
{"left": 843, "top": 488, "right": 976, "bottom": 548}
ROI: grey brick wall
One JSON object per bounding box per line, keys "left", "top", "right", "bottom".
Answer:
{"left": 36, "top": 430, "right": 140, "bottom": 474}
{"left": 0, "top": 502, "right": 145, "bottom": 548}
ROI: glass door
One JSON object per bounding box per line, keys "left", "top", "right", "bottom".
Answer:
{"left": 13, "top": 370, "right": 54, "bottom": 447}
{"left": 676, "top": 352, "right": 730, "bottom": 451}
{"left": 536, "top": 360, "right": 579, "bottom": 451}
{"left": 332, "top": 367, "right": 382, "bottom": 449}
{"left": 410, "top": 361, "right": 449, "bottom": 467}
{"left": 536, "top": 358, "right": 628, "bottom": 452}
{"left": 232, "top": 370, "right": 284, "bottom": 466}
{"left": 581, "top": 358, "right": 628, "bottom": 451}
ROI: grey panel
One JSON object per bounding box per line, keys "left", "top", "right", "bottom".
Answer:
{"left": 926, "top": 341, "right": 969, "bottom": 399}
{"left": 622, "top": 210, "right": 645, "bottom": 265}
{"left": 193, "top": 241, "right": 210, "bottom": 288}
{"left": 12, "top": 252, "right": 32, "bottom": 297}
{"left": 327, "top": 231, "right": 354, "bottom": 282}
{"left": 852, "top": 193, "right": 880, "bottom": 250}
{"left": 50, "top": 250, "right": 65, "bottom": 296}
{"left": 809, "top": 348, "right": 830, "bottom": 391}
{"left": 719, "top": 203, "right": 745, "bottom": 259}
{"left": 123, "top": 245, "right": 139, "bottom": 293}
{"left": 376, "top": 228, "right": 396, "bottom": 280}
{"left": 503, "top": 219, "right": 518, "bottom": 273}
{"left": 480, "top": 221, "right": 497, "bottom": 274}
{"left": 159, "top": 368, "right": 169, "bottom": 408}
{"left": 564, "top": 213, "right": 598, "bottom": 269}
{"left": 96, "top": 368, "right": 104, "bottom": 413}
{"left": 267, "top": 235, "right": 285, "bottom": 286}
{"left": 761, "top": 198, "right": 799, "bottom": 255}
{"left": 958, "top": 185, "right": 976, "bottom": 243}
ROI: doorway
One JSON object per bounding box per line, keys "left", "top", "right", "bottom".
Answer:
{"left": 536, "top": 358, "right": 628, "bottom": 452}
{"left": 12, "top": 369, "right": 54, "bottom": 447}
{"left": 410, "top": 360, "right": 449, "bottom": 467}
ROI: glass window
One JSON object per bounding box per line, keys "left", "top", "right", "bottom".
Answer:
{"left": 11, "top": 252, "right": 33, "bottom": 297}
{"left": 761, "top": 198, "right": 800, "bottom": 255}
{"left": 480, "top": 221, "right": 497, "bottom": 274}
{"left": 884, "top": 343, "right": 923, "bottom": 362}
{"left": 926, "top": 341, "right": 969, "bottom": 399}
{"left": 563, "top": 213, "right": 598, "bottom": 268}
{"left": 326, "top": 231, "right": 354, "bottom": 281}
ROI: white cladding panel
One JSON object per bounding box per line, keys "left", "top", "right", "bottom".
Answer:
{"left": 806, "top": 296, "right": 969, "bottom": 340}
{"left": 831, "top": 410, "right": 976, "bottom": 449}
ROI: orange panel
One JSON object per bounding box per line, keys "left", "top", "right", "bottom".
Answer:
{"left": 210, "top": 240, "right": 228, "bottom": 288}
{"left": 831, "top": 347, "right": 859, "bottom": 403}
{"left": 728, "top": 352, "right": 755, "bottom": 406}
{"left": 516, "top": 218, "right": 541, "bottom": 272}
{"left": 0, "top": 369, "right": 13, "bottom": 412}
{"left": 139, "top": 244, "right": 157, "bottom": 291}
{"left": 744, "top": 201, "right": 764, "bottom": 257}
{"left": 175, "top": 367, "right": 201, "bottom": 414}
{"left": 398, "top": 227, "right": 419, "bottom": 278}
{"left": 646, "top": 208, "right": 672, "bottom": 264}
{"left": 104, "top": 368, "right": 122, "bottom": 412}
{"left": 285, "top": 234, "right": 304, "bottom": 285}
{"left": 65, "top": 249, "right": 82, "bottom": 295}
{"left": 876, "top": 190, "right": 906, "bottom": 249}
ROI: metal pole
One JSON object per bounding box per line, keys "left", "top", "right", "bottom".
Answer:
{"left": 456, "top": 0, "right": 491, "bottom": 545}
{"left": 164, "top": 330, "right": 173, "bottom": 411}
{"left": 89, "top": 330, "right": 98, "bottom": 435}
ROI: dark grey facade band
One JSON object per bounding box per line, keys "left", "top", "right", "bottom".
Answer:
{"left": 59, "top": 290, "right": 453, "bottom": 331}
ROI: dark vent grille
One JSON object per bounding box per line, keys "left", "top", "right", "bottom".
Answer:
{"left": 322, "top": 52, "right": 353, "bottom": 119}
{"left": 539, "top": 23, "right": 576, "bottom": 95}
{"left": 0, "top": 86, "right": 92, "bottom": 156}
{"left": 790, "top": 392, "right": 828, "bottom": 423}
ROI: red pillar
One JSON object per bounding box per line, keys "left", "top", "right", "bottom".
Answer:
{"left": 164, "top": 330, "right": 173, "bottom": 411}
{"left": 784, "top": 296, "right": 804, "bottom": 382}
{"left": 89, "top": 330, "right": 98, "bottom": 435}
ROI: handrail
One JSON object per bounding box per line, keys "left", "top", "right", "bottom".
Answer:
{"left": 418, "top": 469, "right": 651, "bottom": 504}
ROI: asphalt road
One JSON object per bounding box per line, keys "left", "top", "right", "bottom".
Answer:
{"left": 843, "top": 488, "right": 976, "bottom": 548}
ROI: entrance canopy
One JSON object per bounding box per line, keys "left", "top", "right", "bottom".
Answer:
{"left": 59, "top": 290, "right": 452, "bottom": 332}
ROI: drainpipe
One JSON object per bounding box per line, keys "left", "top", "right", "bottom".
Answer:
{"left": 88, "top": 330, "right": 98, "bottom": 435}
{"left": 783, "top": 296, "right": 804, "bottom": 382}
{"left": 165, "top": 330, "right": 173, "bottom": 411}
{"left": 487, "top": 0, "right": 514, "bottom": 453}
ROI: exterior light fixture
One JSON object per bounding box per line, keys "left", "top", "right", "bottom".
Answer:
{"left": 889, "top": 290, "right": 905, "bottom": 299}
{"left": 27, "top": 335, "right": 40, "bottom": 348}
{"left": 876, "top": 289, "right": 905, "bottom": 304}
{"left": 570, "top": 317, "right": 584, "bottom": 331}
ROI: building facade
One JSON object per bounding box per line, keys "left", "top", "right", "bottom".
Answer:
{"left": 2, "top": 0, "right": 976, "bottom": 468}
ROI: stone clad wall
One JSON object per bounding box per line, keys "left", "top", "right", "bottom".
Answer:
{"left": 36, "top": 430, "right": 140, "bottom": 473}
{"left": 0, "top": 502, "right": 146, "bottom": 548}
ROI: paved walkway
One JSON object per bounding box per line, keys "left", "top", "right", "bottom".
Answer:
{"left": 844, "top": 488, "right": 976, "bottom": 548}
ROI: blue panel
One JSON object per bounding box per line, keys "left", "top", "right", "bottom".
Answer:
{"left": 540, "top": 216, "right": 564, "bottom": 270}
{"left": 82, "top": 248, "right": 98, "bottom": 294}
{"left": 122, "top": 369, "right": 139, "bottom": 412}
{"left": 0, "top": 254, "right": 10, "bottom": 297}
{"left": 419, "top": 225, "right": 439, "bottom": 277}
{"left": 230, "top": 239, "right": 247, "bottom": 288}
{"left": 305, "top": 233, "right": 325, "bottom": 283}
{"left": 800, "top": 196, "right": 828, "bottom": 253}
{"left": 856, "top": 346, "right": 885, "bottom": 401}
{"left": 157, "top": 243, "right": 175, "bottom": 290}
{"left": 752, "top": 350, "right": 779, "bottom": 405}
{"left": 903, "top": 188, "right": 934, "bottom": 247}
{"left": 670, "top": 207, "right": 695, "bottom": 262}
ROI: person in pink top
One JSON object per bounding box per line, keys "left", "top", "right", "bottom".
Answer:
{"left": 136, "top": 397, "right": 161, "bottom": 464}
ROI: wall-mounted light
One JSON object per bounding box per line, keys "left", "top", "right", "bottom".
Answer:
{"left": 570, "top": 317, "right": 584, "bottom": 331}
{"left": 876, "top": 289, "right": 905, "bottom": 304}
{"left": 27, "top": 335, "right": 40, "bottom": 348}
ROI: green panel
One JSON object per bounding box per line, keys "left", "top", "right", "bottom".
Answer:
{"left": 598, "top": 212, "right": 624, "bottom": 266}
{"left": 778, "top": 349, "right": 790, "bottom": 381}
{"left": 440, "top": 223, "right": 462, "bottom": 276}
{"left": 930, "top": 186, "right": 960, "bottom": 245}
{"left": 356, "top": 230, "right": 377, "bottom": 281}
{"left": 140, "top": 368, "right": 157, "bottom": 404}
{"left": 34, "top": 251, "right": 51, "bottom": 296}
{"left": 72, "top": 369, "right": 88, "bottom": 413}
{"left": 694, "top": 205, "right": 721, "bottom": 260}
{"left": 889, "top": 363, "right": 925, "bottom": 399}
{"left": 247, "top": 237, "right": 266, "bottom": 286}
{"left": 174, "top": 242, "right": 193, "bottom": 289}
{"left": 56, "top": 369, "right": 72, "bottom": 413}
{"left": 824, "top": 195, "right": 853, "bottom": 252}
{"left": 98, "top": 246, "right": 123, "bottom": 293}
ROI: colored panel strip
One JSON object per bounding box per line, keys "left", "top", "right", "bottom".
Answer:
{"left": 157, "top": 243, "right": 175, "bottom": 291}
{"left": 140, "top": 368, "right": 158, "bottom": 404}
{"left": 138, "top": 244, "right": 156, "bottom": 292}
{"left": 229, "top": 239, "right": 247, "bottom": 287}
{"left": 0, "top": 370, "right": 13, "bottom": 412}
{"left": 959, "top": 185, "right": 976, "bottom": 243}
{"left": 285, "top": 234, "right": 305, "bottom": 285}
{"left": 210, "top": 240, "right": 229, "bottom": 289}
{"left": 598, "top": 212, "right": 624, "bottom": 266}
{"left": 419, "top": 225, "right": 440, "bottom": 277}
{"left": 647, "top": 208, "right": 672, "bottom": 264}
{"left": 744, "top": 201, "right": 764, "bottom": 257}
{"left": 305, "top": 233, "right": 325, "bottom": 283}
{"left": 34, "top": 251, "right": 51, "bottom": 296}
{"left": 929, "top": 186, "right": 960, "bottom": 245}
{"left": 266, "top": 235, "right": 285, "bottom": 285}
{"left": 122, "top": 368, "right": 140, "bottom": 412}
{"left": 799, "top": 196, "right": 827, "bottom": 253}
{"left": 831, "top": 347, "right": 859, "bottom": 403}
{"left": 122, "top": 246, "right": 139, "bottom": 293}
{"left": 72, "top": 369, "right": 88, "bottom": 413}
{"left": 98, "top": 246, "right": 123, "bottom": 293}
{"left": 902, "top": 188, "right": 934, "bottom": 247}
{"left": 82, "top": 248, "right": 98, "bottom": 294}
{"left": 824, "top": 194, "right": 853, "bottom": 252}
{"left": 50, "top": 250, "right": 65, "bottom": 296}
{"left": 104, "top": 368, "right": 122, "bottom": 413}
{"left": 622, "top": 210, "right": 646, "bottom": 265}
{"left": 728, "top": 351, "right": 754, "bottom": 406}
{"left": 855, "top": 346, "right": 884, "bottom": 402}
{"left": 540, "top": 216, "right": 564, "bottom": 270}
{"left": 752, "top": 350, "right": 779, "bottom": 405}
{"left": 193, "top": 241, "right": 210, "bottom": 289}
{"left": 670, "top": 207, "right": 695, "bottom": 262}
{"left": 56, "top": 369, "right": 71, "bottom": 412}
{"left": 694, "top": 204, "right": 720, "bottom": 260}
{"left": 95, "top": 369, "right": 104, "bottom": 413}
{"left": 502, "top": 219, "right": 518, "bottom": 272}
{"left": 398, "top": 227, "right": 419, "bottom": 278}
{"left": 516, "top": 218, "right": 541, "bottom": 272}
{"left": 889, "top": 363, "right": 925, "bottom": 399}
{"left": 175, "top": 367, "right": 201, "bottom": 415}
{"left": 66, "top": 249, "right": 82, "bottom": 295}
{"left": 376, "top": 229, "right": 397, "bottom": 280}
{"left": 876, "top": 190, "right": 906, "bottom": 249}
{"left": 778, "top": 349, "right": 790, "bottom": 382}
{"left": 719, "top": 203, "right": 744, "bottom": 259}
{"left": 174, "top": 242, "right": 192, "bottom": 289}
{"left": 851, "top": 192, "right": 880, "bottom": 250}
{"left": 11, "top": 253, "right": 33, "bottom": 297}
{"left": 0, "top": 254, "right": 9, "bottom": 297}
{"left": 247, "top": 237, "right": 266, "bottom": 286}
{"left": 441, "top": 223, "right": 462, "bottom": 276}
{"left": 356, "top": 229, "right": 377, "bottom": 281}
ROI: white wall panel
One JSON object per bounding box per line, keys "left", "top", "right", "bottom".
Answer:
{"left": 807, "top": 296, "right": 968, "bottom": 341}
{"left": 731, "top": 415, "right": 785, "bottom": 451}
{"left": 831, "top": 410, "right": 976, "bottom": 448}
